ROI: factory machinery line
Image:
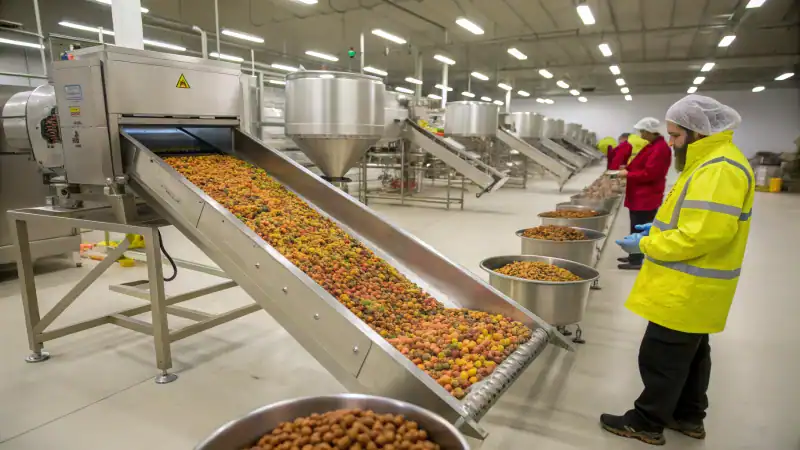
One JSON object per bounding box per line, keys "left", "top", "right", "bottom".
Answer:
{"left": 1, "top": 46, "right": 577, "bottom": 444}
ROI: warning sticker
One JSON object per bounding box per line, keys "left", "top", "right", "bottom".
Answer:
{"left": 69, "top": 106, "right": 81, "bottom": 116}
{"left": 176, "top": 73, "right": 190, "bottom": 89}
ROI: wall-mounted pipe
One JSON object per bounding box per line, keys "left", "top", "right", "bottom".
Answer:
{"left": 192, "top": 25, "right": 208, "bottom": 58}
{"left": 31, "top": 0, "right": 47, "bottom": 76}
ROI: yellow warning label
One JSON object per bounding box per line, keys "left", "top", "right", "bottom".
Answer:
{"left": 69, "top": 106, "right": 81, "bottom": 116}
{"left": 176, "top": 73, "right": 190, "bottom": 89}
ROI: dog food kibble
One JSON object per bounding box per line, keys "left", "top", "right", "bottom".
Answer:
{"left": 495, "top": 261, "right": 582, "bottom": 282}
{"left": 540, "top": 210, "right": 600, "bottom": 219}
{"left": 521, "top": 225, "right": 586, "bottom": 241}
{"left": 166, "top": 155, "right": 532, "bottom": 399}
{"left": 250, "top": 409, "right": 442, "bottom": 450}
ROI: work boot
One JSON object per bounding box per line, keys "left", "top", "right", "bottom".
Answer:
{"left": 600, "top": 413, "right": 666, "bottom": 446}
{"left": 618, "top": 262, "right": 642, "bottom": 270}
{"left": 668, "top": 421, "right": 706, "bottom": 439}
{"left": 617, "top": 256, "right": 630, "bottom": 263}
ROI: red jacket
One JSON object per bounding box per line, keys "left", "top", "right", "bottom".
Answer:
{"left": 624, "top": 136, "right": 672, "bottom": 211}
{"left": 609, "top": 141, "right": 632, "bottom": 170}
{"left": 606, "top": 145, "right": 616, "bottom": 169}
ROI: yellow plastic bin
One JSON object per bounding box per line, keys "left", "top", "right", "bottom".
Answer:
{"left": 769, "top": 177, "right": 782, "bottom": 193}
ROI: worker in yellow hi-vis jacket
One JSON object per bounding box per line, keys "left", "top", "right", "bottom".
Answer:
{"left": 600, "top": 94, "right": 754, "bottom": 446}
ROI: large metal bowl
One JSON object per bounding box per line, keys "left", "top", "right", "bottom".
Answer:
{"left": 540, "top": 204, "right": 609, "bottom": 232}
{"left": 516, "top": 226, "right": 606, "bottom": 266}
{"left": 480, "top": 255, "right": 599, "bottom": 326}
{"left": 568, "top": 194, "right": 621, "bottom": 212}
{"left": 195, "top": 394, "right": 470, "bottom": 450}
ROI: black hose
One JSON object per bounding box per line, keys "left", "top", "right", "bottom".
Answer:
{"left": 157, "top": 230, "right": 178, "bottom": 282}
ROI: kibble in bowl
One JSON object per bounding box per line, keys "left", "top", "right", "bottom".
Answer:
{"left": 520, "top": 225, "right": 586, "bottom": 241}
{"left": 539, "top": 210, "right": 600, "bottom": 219}
{"left": 494, "top": 261, "right": 582, "bottom": 282}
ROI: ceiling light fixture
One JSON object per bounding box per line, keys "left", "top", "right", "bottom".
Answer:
{"left": 775, "top": 72, "right": 795, "bottom": 81}
{"left": 576, "top": 4, "right": 596, "bottom": 25}
{"left": 95, "top": 0, "right": 148, "bottom": 13}
{"left": 371, "top": 29, "right": 407, "bottom": 45}
{"left": 363, "top": 66, "right": 388, "bottom": 76}
{"left": 221, "top": 29, "right": 264, "bottom": 43}
{"left": 455, "top": 17, "right": 484, "bottom": 35}
{"left": 210, "top": 52, "right": 244, "bottom": 62}
{"left": 598, "top": 43, "right": 612, "bottom": 57}
{"left": 428, "top": 93, "right": 442, "bottom": 100}
{"left": 498, "top": 83, "right": 513, "bottom": 91}
{"left": 435, "top": 83, "right": 453, "bottom": 91}
{"left": 471, "top": 71, "right": 489, "bottom": 81}
{"left": 624, "top": 94, "right": 632, "bottom": 101}
{"left": 701, "top": 62, "right": 715, "bottom": 72}
{"left": 493, "top": 100, "right": 504, "bottom": 106}
{"left": 59, "top": 21, "right": 114, "bottom": 35}
{"left": 433, "top": 54, "right": 456, "bottom": 65}
{"left": 718, "top": 35, "right": 736, "bottom": 47}
{"left": 292, "top": 0, "right": 318, "bottom": 4}
{"left": 556, "top": 80, "right": 570, "bottom": 89}
{"left": 395, "top": 86, "right": 414, "bottom": 94}
{"left": 615, "top": 78, "right": 626, "bottom": 86}
{"left": 609, "top": 65, "right": 621, "bottom": 75}
{"left": 461, "top": 91, "right": 475, "bottom": 98}
{"left": 687, "top": 86, "right": 698, "bottom": 94}
{"left": 405, "top": 77, "right": 423, "bottom": 85}
{"left": 535, "top": 98, "right": 545, "bottom": 103}
{"left": 620, "top": 87, "right": 630, "bottom": 94}
{"left": 745, "top": 0, "right": 766, "bottom": 8}
{"left": 544, "top": 99, "right": 555, "bottom": 104}
{"left": 305, "top": 50, "right": 338, "bottom": 62}
{"left": 693, "top": 76, "right": 705, "bottom": 85}
{"left": 267, "top": 79, "right": 287, "bottom": 85}
{"left": 143, "top": 39, "right": 186, "bottom": 51}
{"left": 538, "top": 69, "right": 554, "bottom": 79}
{"left": 517, "top": 90, "right": 530, "bottom": 97}
{"left": 752, "top": 86, "right": 765, "bottom": 92}
{"left": 480, "top": 96, "right": 492, "bottom": 102}
{"left": 569, "top": 89, "right": 580, "bottom": 96}
{"left": 271, "top": 63, "right": 299, "bottom": 72}
{"left": 0, "top": 37, "right": 43, "bottom": 49}
{"left": 578, "top": 96, "right": 588, "bottom": 103}
{"left": 507, "top": 47, "right": 527, "bottom": 60}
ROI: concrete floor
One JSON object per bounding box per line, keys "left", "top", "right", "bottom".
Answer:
{"left": 0, "top": 166, "right": 798, "bottom": 449}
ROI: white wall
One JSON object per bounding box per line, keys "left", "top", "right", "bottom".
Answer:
{"left": 512, "top": 89, "right": 800, "bottom": 157}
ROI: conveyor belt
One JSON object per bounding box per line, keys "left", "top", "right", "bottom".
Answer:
{"left": 119, "top": 127, "right": 570, "bottom": 439}
{"left": 561, "top": 137, "right": 604, "bottom": 160}
{"left": 538, "top": 137, "right": 590, "bottom": 169}
{"left": 495, "top": 128, "right": 575, "bottom": 190}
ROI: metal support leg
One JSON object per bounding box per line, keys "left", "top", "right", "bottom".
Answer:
{"left": 143, "top": 228, "right": 176, "bottom": 384}
{"left": 13, "top": 219, "right": 49, "bottom": 362}
{"left": 572, "top": 324, "right": 585, "bottom": 344}
{"left": 591, "top": 278, "right": 601, "bottom": 290}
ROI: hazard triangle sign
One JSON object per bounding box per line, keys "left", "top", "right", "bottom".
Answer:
{"left": 176, "top": 73, "right": 190, "bottom": 89}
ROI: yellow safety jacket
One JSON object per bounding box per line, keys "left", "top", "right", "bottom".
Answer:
{"left": 597, "top": 137, "right": 616, "bottom": 155}
{"left": 626, "top": 135, "right": 650, "bottom": 164}
{"left": 626, "top": 131, "right": 754, "bottom": 334}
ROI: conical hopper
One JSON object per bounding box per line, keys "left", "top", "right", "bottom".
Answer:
{"left": 284, "top": 71, "right": 385, "bottom": 180}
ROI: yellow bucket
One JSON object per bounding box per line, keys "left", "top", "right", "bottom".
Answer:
{"left": 769, "top": 177, "right": 782, "bottom": 193}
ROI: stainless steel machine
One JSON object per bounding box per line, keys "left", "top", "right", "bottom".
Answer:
{"left": 563, "top": 122, "right": 604, "bottom": 160}
{"left": 0, "top": 85, "right": 81, "bottom": 265}
{"left": 4, "top": 46, "right": 571, "bottom": 443}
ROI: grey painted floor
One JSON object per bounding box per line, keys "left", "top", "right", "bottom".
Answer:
{"left": 0, "top": 166, "right": 798, "bottom": 449}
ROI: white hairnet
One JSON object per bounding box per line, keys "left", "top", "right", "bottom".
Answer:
{"left": 665, "top": 94, "right": 741, "bottom": 135}
{"left": 633, "top": 117, "right": 661, "bottom": 133}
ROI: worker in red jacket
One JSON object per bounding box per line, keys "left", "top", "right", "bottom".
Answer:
{"left": 618, "top": 117, "right": 672, "bottom": 270}
{"left": 609, "top": 133, "right": 632, "bottom": 170}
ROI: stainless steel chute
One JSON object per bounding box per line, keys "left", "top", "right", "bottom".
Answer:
{"left": 563, "top": 123, "right": 604, "bottom": 160}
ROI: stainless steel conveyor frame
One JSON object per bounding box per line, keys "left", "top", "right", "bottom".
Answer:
{"left": 495, "top": 128, "right": 575, "bottom": 191}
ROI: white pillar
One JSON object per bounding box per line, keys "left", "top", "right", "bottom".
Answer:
{"left": 505, "top": 90, "right": 511, "bottom": 113}
{"left": 441, "top": 63, "right": 448, "bottom": 108}
{"left": 111, "top": 0, "right": 144, "bottom": 49}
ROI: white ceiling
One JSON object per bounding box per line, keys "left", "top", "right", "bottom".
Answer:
{"left": 1, "top": 0, "right": 798, "bottom": 100}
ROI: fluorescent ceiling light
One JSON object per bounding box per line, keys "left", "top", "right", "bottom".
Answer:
{"left": 59, "top": 21, "right": 114, "bottom": 35}
{"left": 507, "top": 47, "right": 527, "bottom": 60}
{"left": 609, "top": 65, "right": 621, "bottom": 75}
{"left": 405, "top": 77, "right": 423, "bottom": 85}
{"left": 687, "top": 86, "right": 698, "bottom": 94}
{"left": 292, "top": 0, "right": 318, "bottom": 4}
{"left": 221, "top": 29, "right": 264, "bottom": 43}
{"left": 576, "top": 4, "right": 596, "bottom": 25}
{"left": 539, "top": 69, "right": 553, "bottom": 78}
{"left": 471, "top": 71, "right": 489, "bottom": 81}
{"left": 395, "top": 86, "right": 414, "bottom": 94}
{"left": 493, "top": 100, "right": 504, "bottom": 105}
{"left": 305, "top": 50, "right": 338, "bottom": 62}
{"left": 480, "top": 96, "right": 492, "bottom": 102}
{"left": 435, "top": 83, "right": 453, "bottom": 91}
{"left": 535, "top": 98, "right": 545, "bottom": 103}
{"left": 693, "top": 76, "right": 705, "bottom": 85}
{"left": 569, "top": 89, "right": 580, "bottom": 96}
{"left": 752, "top": 86, "right": 765, "bottom": 92}
{"left": 775, "top": 72, "right": 794, "bottom": 81}
{"left": 462, "top": 91, "right": 475, "bottom": 98}
{"left": 363, "top": 66, "right": 388, "bottom": 76}
{"left": 615, "top": 78, "right": 626, "bottom": 86}
{"left": 578, "top": 96, "right": 588, "bottom": 103}
{"left": 718, "top": 35, "right": 736, "bottom": 47}
{"left": 371, "top": 29, "right": 406, "bottom": 44}
{"left": 455, "top": 17, "right": 484, "bottom": 35}
{"left": 620, "top": 87, "right": 630, "bottom": 94}
{"left": 544, "top": 99, "right": 554, "bottom": 104}
{"left": 0, "top": 37, "right": 43, "bottom": 49}
{"left": 498, "top": 83, "right": 513, "bottom": 91}
{"left": 624, "top": 94, "right": 632, "bottom": 101}
{"left": 598, "top": 43, "right": 612, "bottom": 57}
{"left": 272, "top": 63, "right": 299, "bottom": 72}
{"left": 210, "top": 52, "right": 243, "bottom": 62}
{"left": 745, "top": 0, "right": 766, "bottom": 8}
{"left": 556, "top": 80, "right": 570, "bottom": 89}
{"left": 428, "top": 93, "right": 442, "bottom": 100}
{"left": 143, "top": 39, "right": 186, "bottom": 51}
{"left": 95, "top": 0, "right": 148, "bottom": 13}
{"left": 701, "top": 62, "right": 715, "bottom": 72}
{"left": 267, "top": 79, "right": 286, "bottom": 85}
{"left": 517, "top": 90, "right": 530, "bottom": 97}
{"left": 433, "top": 54, "right": 456, "bottom": 65}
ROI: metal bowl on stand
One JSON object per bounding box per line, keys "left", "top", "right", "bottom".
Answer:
{"left": 516, "top": 227, "right": 606, "bottom": 267}
{"left": 540, "top": 205, "right": 609, "bottom": 232}
{"left": 480, "top": 255, "right": 599, "bottom": 327}
{"left": 195, "top": 394, "right": 470, "bottom": 450}
{"left": 568, "top": 194, "right": 621, "bottom": 212}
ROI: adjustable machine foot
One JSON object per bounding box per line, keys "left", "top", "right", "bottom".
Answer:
{"left": 155, "top": 370, "right": 178, "bottom": 384}
{"left": 572, "top": 325, "right": 586, "bottom": 344}
{"left": 25, "top": 351, "right": 50, "bottom": 363}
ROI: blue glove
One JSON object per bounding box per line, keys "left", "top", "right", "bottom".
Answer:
{"left": 635, "top": 223, "right": 652, "bottom": 236}
{"left": 616, "top": 233, "right": 643, "bottom": 254}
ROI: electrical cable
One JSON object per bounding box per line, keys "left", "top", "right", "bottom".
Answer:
{"left": 157, "top": 230, "right": 178, "bottom": 282}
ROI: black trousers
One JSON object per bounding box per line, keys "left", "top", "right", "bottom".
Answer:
{"left": 627, "top": 209, "right": 658, "bottom": 264}
{"left": 626, "top": 322, "right": 711, "bottom": 431}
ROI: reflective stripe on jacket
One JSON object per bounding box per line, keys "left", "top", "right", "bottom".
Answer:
{"left": 625, "top": 131, "right": 754, "bottom": 334}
